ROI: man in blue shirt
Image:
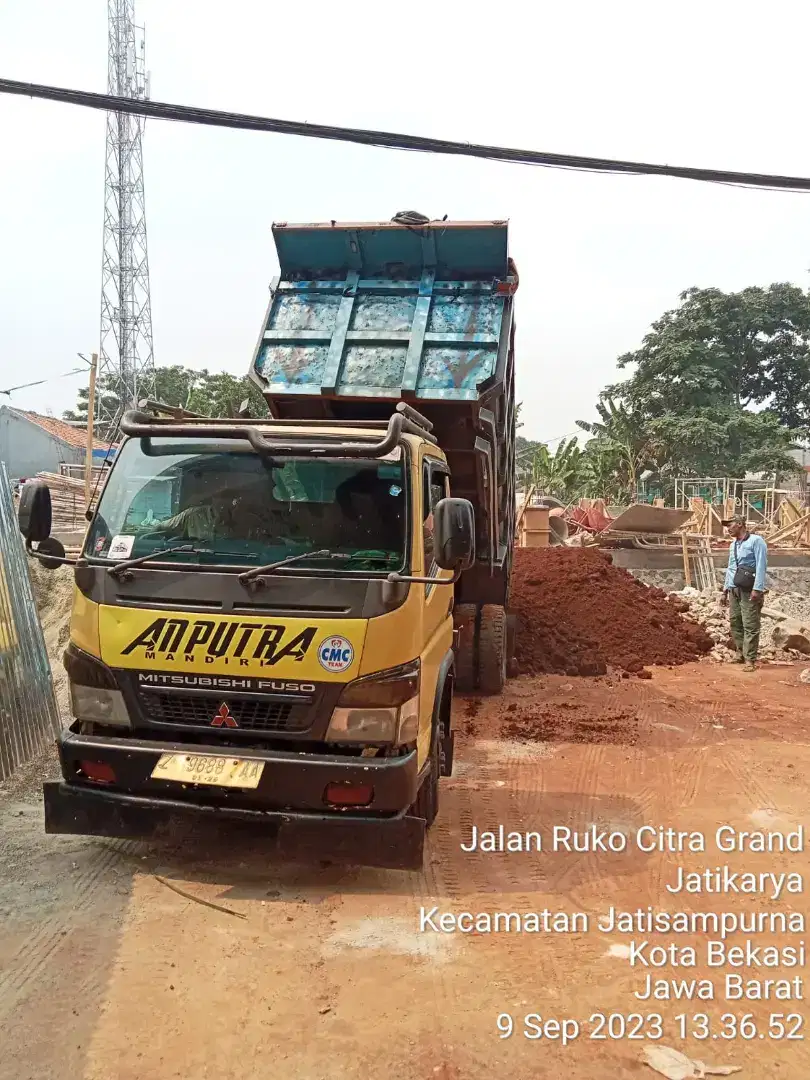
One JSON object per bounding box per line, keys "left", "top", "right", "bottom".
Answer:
{"left": 720, "top": 514, "right": 768, "bottom": 671}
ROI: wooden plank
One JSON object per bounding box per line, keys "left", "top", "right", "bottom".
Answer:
{"left": 764, "top": 510, "right": 810, "bottom": 545}
{"left": 681, "top": 531, "right": 692, "bottom": 588}
{"left": 515, "top": 485, "right": 535, "bottom": 532}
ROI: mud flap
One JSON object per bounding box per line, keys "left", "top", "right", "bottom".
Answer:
{"left": 43, "top": 782, "right": 426, "bottom": 871}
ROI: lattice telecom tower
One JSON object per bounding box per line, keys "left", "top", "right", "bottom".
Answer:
{"left": 98, "top": 0, "right": 155, "bottom": 436}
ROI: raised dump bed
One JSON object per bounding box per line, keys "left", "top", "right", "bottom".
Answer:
{"left": 249, "top": 218, "right": 517, "bottom": 607}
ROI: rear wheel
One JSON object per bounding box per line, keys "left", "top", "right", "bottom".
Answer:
{"left": 453, "top": 603, "right": 478, "bottom": 692}
{"left": 479, "top": 604, "right": 507, "bottom": 694}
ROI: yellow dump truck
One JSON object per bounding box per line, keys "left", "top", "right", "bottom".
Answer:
{"left": 19, "top": 219, "right": 517, "bottom": 869}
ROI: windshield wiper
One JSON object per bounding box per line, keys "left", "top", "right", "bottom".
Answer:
{"left": 238, "top": 548, "right": 343, "bottom": 584}
{"left": 238, "top": 548, "right": 398, "bottom": 586}
{"left": 107, "top": 544, "right": 205, "bottom": 579}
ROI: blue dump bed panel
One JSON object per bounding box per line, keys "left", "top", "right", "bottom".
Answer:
{"left": 251, "top": 221, "right": 511, "bottom": 405}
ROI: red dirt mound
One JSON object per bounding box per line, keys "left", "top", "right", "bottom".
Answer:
{"left": 511, "top": 546, "right": 713, "bottom": 677}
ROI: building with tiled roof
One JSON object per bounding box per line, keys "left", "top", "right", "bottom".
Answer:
{"left": 0, "top": 406, "right": 112, "bottom": 480}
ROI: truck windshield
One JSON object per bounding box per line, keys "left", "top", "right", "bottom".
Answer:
{"left": 84, "top": 439, "right": 407, "bottom": 572}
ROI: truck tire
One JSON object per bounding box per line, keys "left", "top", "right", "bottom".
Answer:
{"left": 409, "top": 731, "right": 439, "bottom": 827}
{"left": 478, "top": 604, "right": 507, "bottom": 694}
{"left": 453, "top": 603, "right": 478, "bottom": 692}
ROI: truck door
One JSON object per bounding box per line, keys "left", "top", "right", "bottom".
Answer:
{"left": 417, "top": 457, "right": 452, "bottom": 766}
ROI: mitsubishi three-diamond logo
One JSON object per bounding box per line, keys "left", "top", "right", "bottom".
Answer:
{"left": 211, "top": 703, "right": 238, "bottom": 728}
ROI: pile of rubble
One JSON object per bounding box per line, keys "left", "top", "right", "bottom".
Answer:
{"left": 672, "top": 587, "right": 806, "bottom": 663}
{"left": 766, "top": 591, "right": 810, "bottom": 621}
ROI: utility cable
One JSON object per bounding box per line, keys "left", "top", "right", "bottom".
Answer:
{"left": 3, "top": 77, "right": 810, "bottom": 193}
{"left": 0, "top": 367, "right": 85, "bottom": 398}
{"left": 516, "top": 429, "right": 582, "bottom": 458}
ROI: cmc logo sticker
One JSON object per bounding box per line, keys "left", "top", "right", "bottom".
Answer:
{"left": 318, "top": 635, "right": 354, "bottom": 673}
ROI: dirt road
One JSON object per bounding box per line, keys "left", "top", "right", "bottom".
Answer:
{"left": 2, "top": 662, "right": 809, "bottom": 1079}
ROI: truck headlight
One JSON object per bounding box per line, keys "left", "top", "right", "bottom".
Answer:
{"left": 64, "top": 644, "right": 131, "bottom": 728}
{"left": 70, "top": 685, "right": 131, "bottom": 728}
{"left": 326, "top": 660, "right": 420, "bottom": 745}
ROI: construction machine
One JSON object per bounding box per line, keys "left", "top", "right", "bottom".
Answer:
{"left": 19, "top": 218, "right": 517, "bottom": 870}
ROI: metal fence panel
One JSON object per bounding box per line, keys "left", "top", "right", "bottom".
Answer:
{"left": 0, "top": 466, "right": 61, "bottom": 780}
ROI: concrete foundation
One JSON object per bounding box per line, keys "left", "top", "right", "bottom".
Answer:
{"left": 609, "top": 547, "right": 810, "bottom": 594}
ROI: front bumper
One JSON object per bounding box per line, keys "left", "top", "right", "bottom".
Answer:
{"left": 47, "top": 726, "right": 424, "bottom": 869}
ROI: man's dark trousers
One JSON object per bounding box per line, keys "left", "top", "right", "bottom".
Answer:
{"left": 729, "top": 589, "right": 761, "bottom": 662}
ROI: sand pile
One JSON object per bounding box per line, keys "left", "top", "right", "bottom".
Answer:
{"left": 29, "top": 563, "right": 73, "bottom": 721}
{"left": 511, "top": 547, "right": 713, "bottom": 677}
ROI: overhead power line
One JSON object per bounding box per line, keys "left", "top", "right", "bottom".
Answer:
{"left": 0, "top": 368, "right": 86, "bottom": 398}
{"left": 3, "top": 76, "right": 810, "bottom": 193}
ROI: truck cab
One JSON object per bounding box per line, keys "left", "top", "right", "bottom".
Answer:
{"left": 21, "top": 219, "right": 517, "bottom": 870}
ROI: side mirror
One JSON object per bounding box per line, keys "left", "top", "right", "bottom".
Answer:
{"left": 433, "top": 498, "right": 475, "bottom": 571}
{"left": 36, "top": 536, "right": 66, "bottom": 571}
{"left": 18, "top": 481, "right": 52, "bottom": 543}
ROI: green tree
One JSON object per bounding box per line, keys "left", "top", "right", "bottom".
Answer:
{"left": 648, "top": 407, "right": 797, "bottom": 478}
{"left": 186, "top": 371, "right": 267, "bottom": 418}
{"left": 64, "top": 366, "right": 267, "bottom": 426}
{"left": 63, "top": 374, "right": 121, "bottom": 425}
{"left": 596, "top": 284, "right": 808, "bottom": 481}
{"left": 576, "top": 398, "right": 655, "bottom": 499}
{"left": 610, "top": 284, "right": 810, "bottom": 421}
{"left": 523, "top": 437, "right": 584, "bottom": 502}
{"left": 579, "top": 443, "right": 624, "bottom": 502}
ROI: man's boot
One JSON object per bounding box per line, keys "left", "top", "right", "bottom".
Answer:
{"left": 743, "top": 661, "right": 756, "bottom": 672}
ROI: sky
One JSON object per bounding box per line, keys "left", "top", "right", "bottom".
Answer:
{"left": 1, "top": 0, "right": 810, "bottom": 444}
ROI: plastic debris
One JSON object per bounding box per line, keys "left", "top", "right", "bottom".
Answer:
{"left": 642, "top": 1045, "right": 742, "bottom": 1079}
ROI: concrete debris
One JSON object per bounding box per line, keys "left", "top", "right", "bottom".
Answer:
{"left": 770, "top": 621, "right": 810, "bottom": 655}
{"left": 672, "top": 587, "right": 805, "bottom": 664}
{"left": 765, "top": 591, "right": 810, "bottom": 621}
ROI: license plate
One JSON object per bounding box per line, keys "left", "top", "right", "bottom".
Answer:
{"left": 151, "top": 753, "right": 264, "bottom": 789}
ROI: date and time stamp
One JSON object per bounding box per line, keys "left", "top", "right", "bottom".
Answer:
{"left": 444, "top": 823, "right": 810, "bottom": 1054}
{"left": 494, "top": 1011, "right": 804, "bottom": 1046}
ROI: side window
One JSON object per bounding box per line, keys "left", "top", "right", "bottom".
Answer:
{"left": 422, "top": 461, "right": 449, "bottom": 576}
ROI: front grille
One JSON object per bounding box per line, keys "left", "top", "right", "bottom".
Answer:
{"left": 139, "top": 692, "right": 312, "bottom": 733}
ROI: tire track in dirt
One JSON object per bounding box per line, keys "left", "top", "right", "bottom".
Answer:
{"left": 417, "top": 694, "right": 572, "bottom": 1070}
{"left": 421, "top": 741, "right": 573, "bottom": 1072}
{"left": 0, "top": 838, "right": 136, "bottom": 1017}
{"left": 413, "top": 837, "right": 463, "bottom": 1070}
{"left": 718, "top": 741, "right": 789, "bottom": 815}
{"left": 631, "top": 677, "right": 740, "bottom": 909}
